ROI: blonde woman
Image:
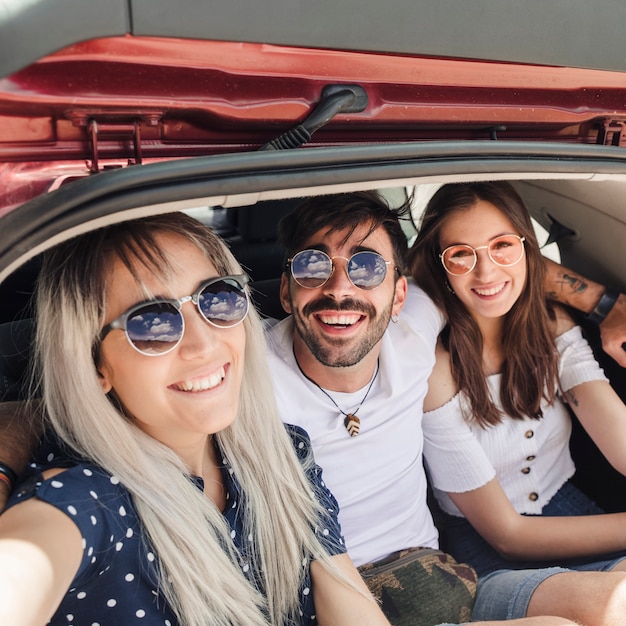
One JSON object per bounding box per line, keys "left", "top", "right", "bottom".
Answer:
{"left": 0, "top": 213, "right": 388, "bottom": 626}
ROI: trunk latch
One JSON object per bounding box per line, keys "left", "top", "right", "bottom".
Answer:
{"left": 598, "top": 119, "right": 626, "bottom": 147}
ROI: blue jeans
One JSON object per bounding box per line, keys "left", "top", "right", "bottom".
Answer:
{"left": 437, "top": 480, "right": 626, "bottom": 620}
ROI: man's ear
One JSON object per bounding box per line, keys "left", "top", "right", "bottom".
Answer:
{"left": 392, "top": 275, "right": 408, "bottom": 318}
{"left": 279, "top": 274, "right": 293, "bottom": 315}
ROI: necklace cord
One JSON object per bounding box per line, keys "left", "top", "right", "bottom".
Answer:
{"left": 292, "top": 347, "right": 380, "bottom": 435}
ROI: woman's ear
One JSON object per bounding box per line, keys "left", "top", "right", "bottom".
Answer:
{"left": 96, "top": 365, "right": 113, "bottom": 394}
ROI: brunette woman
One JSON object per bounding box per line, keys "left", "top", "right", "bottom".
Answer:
{"left": 410, "top": 182, "right": 626, "bottom": 625}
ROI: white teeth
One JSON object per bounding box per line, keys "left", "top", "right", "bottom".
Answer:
{"left": 319, "top": 314, "right": 360, "bottom": 326}
{"left": 473, "top": 284, "right": 505, "bottom": 296}
{"left": 176, "top": 367, "right": 225, "bottom": 392}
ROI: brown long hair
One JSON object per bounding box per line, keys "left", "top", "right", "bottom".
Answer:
{"left": 408, "top": 182, "right": 559, "bottom": 426}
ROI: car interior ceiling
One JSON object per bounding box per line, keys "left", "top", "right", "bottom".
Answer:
{"left": 1, "top": 175, "right": 626, "bottom": 516}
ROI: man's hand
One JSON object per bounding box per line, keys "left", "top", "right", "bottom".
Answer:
{"left": 0, "top": 401, "right": 44, "bottom": 511}
{"left": 599, "top": 293, "right": 626, "bottom": 367}
{"left": 543, "top": 258, "right": 626, "bottom": 365}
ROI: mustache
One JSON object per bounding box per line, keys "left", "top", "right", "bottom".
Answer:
{"left": 302, "top": 296, "right": 375, "bottom": 317}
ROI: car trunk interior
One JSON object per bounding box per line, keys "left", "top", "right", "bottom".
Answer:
{"left": 1, "top": 146, "right": 626, "bottom": 520}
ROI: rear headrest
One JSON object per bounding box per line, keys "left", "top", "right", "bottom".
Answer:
{"left": 227, "top": 199, "right": 300, "bottom": 243}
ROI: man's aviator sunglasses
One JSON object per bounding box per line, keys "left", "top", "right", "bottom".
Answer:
{"left": 100, "top": 275, "right": 250, "bottom": 356}
{"left": 440, "top": 234, "right": 526, "bottom": 276}
{"left": 287, "top": 249, "right": 397, "bottom": 290}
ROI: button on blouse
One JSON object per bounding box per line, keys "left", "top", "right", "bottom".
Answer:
{"left": 422, "top": 326, "right": 609, "bottom": 517}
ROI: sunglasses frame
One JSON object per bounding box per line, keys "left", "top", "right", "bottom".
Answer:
{"left": 439, "top": 235, "right": 526, "bottom": 276}
{"left": 287, "top": 248, "right": 397, "bottom": 290}
{"left": 100, "top": 274, "right": 250, "bottom": 356}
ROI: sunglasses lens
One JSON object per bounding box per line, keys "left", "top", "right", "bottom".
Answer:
{"left": 198, "top": 278, "right": 249, "bottom": 327}
{"left": 291, "top": 250, "right": 332, "bottom": 288}
{"left": 441, "top": 245, "right": 475, "bottom": 275}
{"left": 347, "top": 251, "right": 388, "bottom": 289}
{"left": 126, "top": 302, "right": 183, "bottom": 355}
{"left": 489, "top": 235, "right": 524, "bottom": 266}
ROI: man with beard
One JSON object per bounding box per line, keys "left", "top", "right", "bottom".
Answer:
{"left": 265, "top": 192, "right": 429, "bottom": 571}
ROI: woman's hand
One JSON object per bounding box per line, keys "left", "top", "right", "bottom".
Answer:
{"left": 451, "top": 478, "right": 626, "bottom": 561}
{"left": 311, "top": 553, "right": 390, "bottom": 626}
{"left": 0, "top": 495, "right": 82, "bottom": 625}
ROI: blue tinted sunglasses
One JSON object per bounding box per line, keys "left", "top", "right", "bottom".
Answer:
{"left": 100, "top": 274, "right": 250, "bottom": 356}
{"left": 288, "top": 249, "right": 396, "bottom": 290}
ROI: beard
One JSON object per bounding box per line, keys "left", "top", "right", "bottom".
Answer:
{"left": 291, "top": 295, "right": 394, "bottom": 367}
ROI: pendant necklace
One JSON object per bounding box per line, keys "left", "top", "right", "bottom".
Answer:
{"left": 293, "top": 348, "right": 380, "bottom": 437}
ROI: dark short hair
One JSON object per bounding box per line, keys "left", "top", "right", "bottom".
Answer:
{"left": 278, "top": 191, "right": 410, "bottom": 273}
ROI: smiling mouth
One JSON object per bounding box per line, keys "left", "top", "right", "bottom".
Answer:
{"left": 316, "top": 313, "right": 364, "bottom": 328}
{"left": 472, "top": 283, "right": 507, "bottom": 297}
{"left": 171, "top": 366, "right": 226, "bottom": 392}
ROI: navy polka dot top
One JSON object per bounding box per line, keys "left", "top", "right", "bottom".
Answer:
{"left": 7, "top": 424, "right": 345, "bottom": 625}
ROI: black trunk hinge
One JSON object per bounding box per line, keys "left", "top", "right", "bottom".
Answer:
{"left": 597, "top": 119, "right": 626, "bottom": 147}
{"left": 87, "top": 119, "right": 143, "bottom": 173}
{"left": 66, "top": 111, "right": 162, "bottom": 173}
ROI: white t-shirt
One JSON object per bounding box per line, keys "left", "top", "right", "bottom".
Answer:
{"left": 423, "top": 326, "right": 608, "bottom": 517}
{"left": 265, "top": 282, "right": 444, "bottom": 566}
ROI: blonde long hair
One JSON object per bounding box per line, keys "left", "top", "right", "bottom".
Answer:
{"left": 34, "top": 213, "right": 337, "bottom": 625}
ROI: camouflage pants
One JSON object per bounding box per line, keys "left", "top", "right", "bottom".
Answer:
{"left": 358, "top": 547, "right": 477, "bottom": 626}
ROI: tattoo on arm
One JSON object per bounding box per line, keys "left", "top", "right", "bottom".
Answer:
{"left": 565, "top": 389, "right": 579, "bottom": 407}
{"left": 560, "top": 273, "right": 588, "bottom": 295}
{"left": 545, "top": 260, "right": 605, "bottom": 313}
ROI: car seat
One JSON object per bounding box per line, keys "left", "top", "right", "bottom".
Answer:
{"left": 224, "top": 199, "right": 299, "bottom": 320}
{"left": 0, "top": 318, "right": 33, "bottom": 402}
